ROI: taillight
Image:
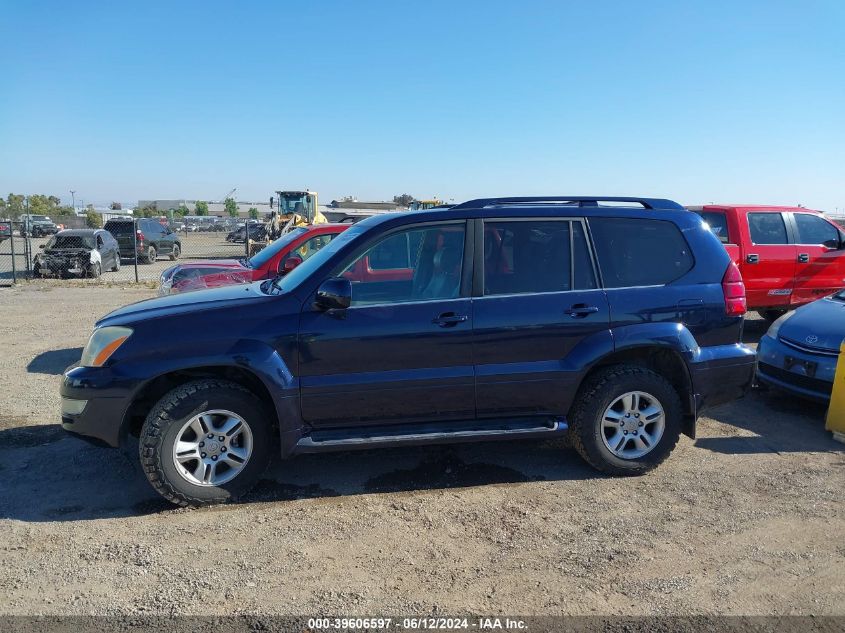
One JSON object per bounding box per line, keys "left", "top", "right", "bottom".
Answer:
{"left": 136, "top": 229, "right": 144, "bottom": 244}
{"left": 722, "top": 261, "right": 746, "bottom": 316}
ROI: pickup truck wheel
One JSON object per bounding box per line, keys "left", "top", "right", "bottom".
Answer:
{"left": 569, "top": 365, "right": 682, "bottom": 475}
{"left": 144, "top": 246, "right": 156, "bottom": 264}
{"left": 169, "top": 244, "right": 180, "bottom": 261}
{"left": 759, "top": 309, "right": 787, "bottom": 323}
{"left": 139, "top": 380, "right": 272, "bottom": 506}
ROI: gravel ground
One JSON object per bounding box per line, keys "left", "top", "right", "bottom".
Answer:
{"left": 0, "top": 282, "right": 843, "bottom": 617}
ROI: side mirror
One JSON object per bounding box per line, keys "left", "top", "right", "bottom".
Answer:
{"left": 315, "top": 277, "right": 352, "bottom": 311}
{"left": 280, "top": 255, "right": 303, "bottom": 274}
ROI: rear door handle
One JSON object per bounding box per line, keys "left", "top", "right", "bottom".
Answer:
{"left": 566, "top": 304, "right": 600, "bottom": 318}
{"left": 746, "top": 254, "right": 759, "bottom": 264}
{"left": 433, "top": 312, "right": 468, "bottom": 327}
{"left": 798, "top": 253, "right": 809, "bottom": 263}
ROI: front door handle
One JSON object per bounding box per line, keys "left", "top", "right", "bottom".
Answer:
{"left": 433, "top": 312, "right": 468, "bottom": 327}
{"left": 566, "top": 304, "right": 600, "bottom": 318}
{"left": 746, "top": 254, "right": 759, "bottom": 264}
{"left": 798, "top": 253, "right": 809, "bottom": 263}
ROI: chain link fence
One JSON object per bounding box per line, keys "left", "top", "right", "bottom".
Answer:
{"left": 0, "top": 217, "right": 266, "bottom": 288}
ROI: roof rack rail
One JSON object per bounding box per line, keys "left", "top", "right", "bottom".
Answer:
{"left": 449, "top": 196, "right": 684, "bottom": 211}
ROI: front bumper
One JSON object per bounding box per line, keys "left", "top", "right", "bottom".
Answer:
{"left": 61, "top": 364, "right": 132, "bottom": 447}
{"left": 756, "top": 334, "right": 836, "bottom": 403}
{"left": 690, "top": 343, "right": 757, "bottom": 413}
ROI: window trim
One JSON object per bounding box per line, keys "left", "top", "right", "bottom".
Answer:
{"left": 477, "top": 217, "right": 599, "bottom": 297}
{"left": 329, "top": 219, "right": 471, "bottom": 308}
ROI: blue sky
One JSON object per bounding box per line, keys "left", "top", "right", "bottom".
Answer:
{"left": 1, "top": 0, "right": 843, "bottom": 211}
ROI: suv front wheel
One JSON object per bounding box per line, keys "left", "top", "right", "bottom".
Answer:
{"left": 569, "top": 365, "right": 682, "bottom": 475}
{"left": 139, "top": 380, "right": 272, "bottom": 506}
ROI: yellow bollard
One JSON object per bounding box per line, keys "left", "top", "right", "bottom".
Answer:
{"left": 825, "top": 340, "right": 845, "bottom": 444}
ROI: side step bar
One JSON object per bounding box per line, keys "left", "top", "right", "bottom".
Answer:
{"left": 294, "top": 417, "right": 568, "bottom": 453}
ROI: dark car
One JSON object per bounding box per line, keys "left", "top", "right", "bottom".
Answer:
{"left": 226, "top": 223, "right": 266, "bottom": 243}
{"left": 104, "top": 217, "right": 181, "bottom": 263}
{"left": 756, "top": 292, "right": 844, "bottom": 402}
{"left": 0, "top": 220, "right": 11, "bottom": 242}
{"left": 21, "top": 214, "right": 59, "bottom": 237}
{"left": 61, "top": 196, "right": 755, "bottom": 506}
{"left": 34, "top": 229, "right": 120, "bottom": 278}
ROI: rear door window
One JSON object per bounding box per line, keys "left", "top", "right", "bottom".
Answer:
{"left": 589, "top": 218, "right": 694, "bottom": 288}
{"left": 748, "top": 212, "right": 789, "bottom": 245}
{"left": 794, "top": 213, "right": 840, "bottom": 247}
{"left": 482, "top": 220, "right": 596, "bottom": 295}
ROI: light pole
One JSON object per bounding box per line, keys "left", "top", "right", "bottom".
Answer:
{"left": 70, "top": 190, "right": 76, "bottom": 214}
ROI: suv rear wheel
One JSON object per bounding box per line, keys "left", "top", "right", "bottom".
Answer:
{"left": 570, "top": 365, "right": 682, "bottom": 475}
{"left": 170, "top": 244, "right": 180, "bottom": 261}
{"left": 144, "top": 246, "right": 157, "bottom": 264}
{"left": 139, "top": 380, "right": 272, "bottom": 506}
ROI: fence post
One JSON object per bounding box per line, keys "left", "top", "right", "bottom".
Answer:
{"left": 133, "top": 219, "right": 139, "bottom": 283}
{"left": 24, "top": 230, "right": 31, "bottom": 276}
{"left": 9, "top": 222, "right": 17, "bottom": 284}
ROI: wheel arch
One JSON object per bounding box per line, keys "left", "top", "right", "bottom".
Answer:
{"left": 579, "top": 345, "right": 697, "bottom": 438}
{"left": 119, "top": 365, "right": 281, "bottom": 446}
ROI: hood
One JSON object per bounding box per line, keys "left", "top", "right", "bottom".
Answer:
{"left": 171, "top": 259, "right": 247, "bottom": 271}
{"left": 779, "top": 296, "right": 845, "bottom": 352}
{"left": 98, "top": 281, "right": 273, "bottom": 327}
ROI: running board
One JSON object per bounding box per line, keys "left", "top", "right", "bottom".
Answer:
{"left": 294, "top": 417, "right": 567, "bottom": 453}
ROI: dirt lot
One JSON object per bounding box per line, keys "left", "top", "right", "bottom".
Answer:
{"left": 0, "top": 282, "right": 843, "bottom": 617}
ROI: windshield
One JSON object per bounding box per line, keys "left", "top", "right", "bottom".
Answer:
{"left": 47, "top": 235, "right": 95, "bottom": 250}
{"left": 266, "top": 222, "right": 371, "bottom": 294}
{"left": 248, "top": 227, "right": 307, "bottom": 268}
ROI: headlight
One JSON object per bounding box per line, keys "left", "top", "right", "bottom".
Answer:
{"left": 766, "top": 311, "right": 795, "bottom": 340}
{"left": 80, "top": 326, "right": 133, "bottom": 367}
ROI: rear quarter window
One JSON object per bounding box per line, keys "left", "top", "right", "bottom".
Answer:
{"left": 589, "top": 217, "right": 694, "bottom": 288}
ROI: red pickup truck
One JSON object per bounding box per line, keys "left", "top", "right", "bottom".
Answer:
{"left": 689, "top": 205, "right": 845, "bottom": 320}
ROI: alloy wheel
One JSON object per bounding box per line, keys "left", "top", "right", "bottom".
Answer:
{"left": 171, "top": 409, "right": 254, "bottom": 486}
{"left": 600, "top": 391, "right": 666, "bottom": 459}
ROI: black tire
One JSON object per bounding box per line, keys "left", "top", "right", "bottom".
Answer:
{"left": 89, "top": 262, "right": 102, "bottom": 278}
{"left": 759, "top": 309, "right": 787, "bottom": 323}
{"left": 139, "top": 380, "right": 272, "bottom": 506}
{"left": 144, "top": 246, "right": 157, "bottom": 264}
{"left": 169, "top": 244, "right": 180, "bottom": 261}
{"left": 111, "top": 254, "right": 120, "bottom": 272}
{"left": 569, "top": 364, "right": 682, "bottom": 475}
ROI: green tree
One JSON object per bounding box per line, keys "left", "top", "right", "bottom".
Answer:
{"left": 6, "top": 194, "right": 25, "bottom": 219}
{"left": 174, "top": 204, "right": 190, "bottom": 218}
{"left": 195, "top": 200, "right": 209, "bottom": 216}
{"left": 393, "top": 193, "right": 415, "bottom": 208}
{"left": 248, "top": 207, "right": 259, "bottom": 220}
{"left": 85, "top": 211, "right": 102, "bottom": 228}
{"left": 224, "top": 197, "right": 238, "bottom": 218}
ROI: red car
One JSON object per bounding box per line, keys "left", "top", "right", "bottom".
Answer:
{"left": 159, "top": 224, "right": 348, "bottom": 295}
{"left": 688, "top": 205, "right": 845, "bottom": 320}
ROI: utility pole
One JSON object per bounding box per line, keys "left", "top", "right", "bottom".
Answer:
{"left": 70, "top": 190, "right": 76, "bottom": 213}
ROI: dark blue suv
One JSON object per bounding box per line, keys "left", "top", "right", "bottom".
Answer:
{"left": 61, "top": 197, "right": 755, "bottom": 506}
